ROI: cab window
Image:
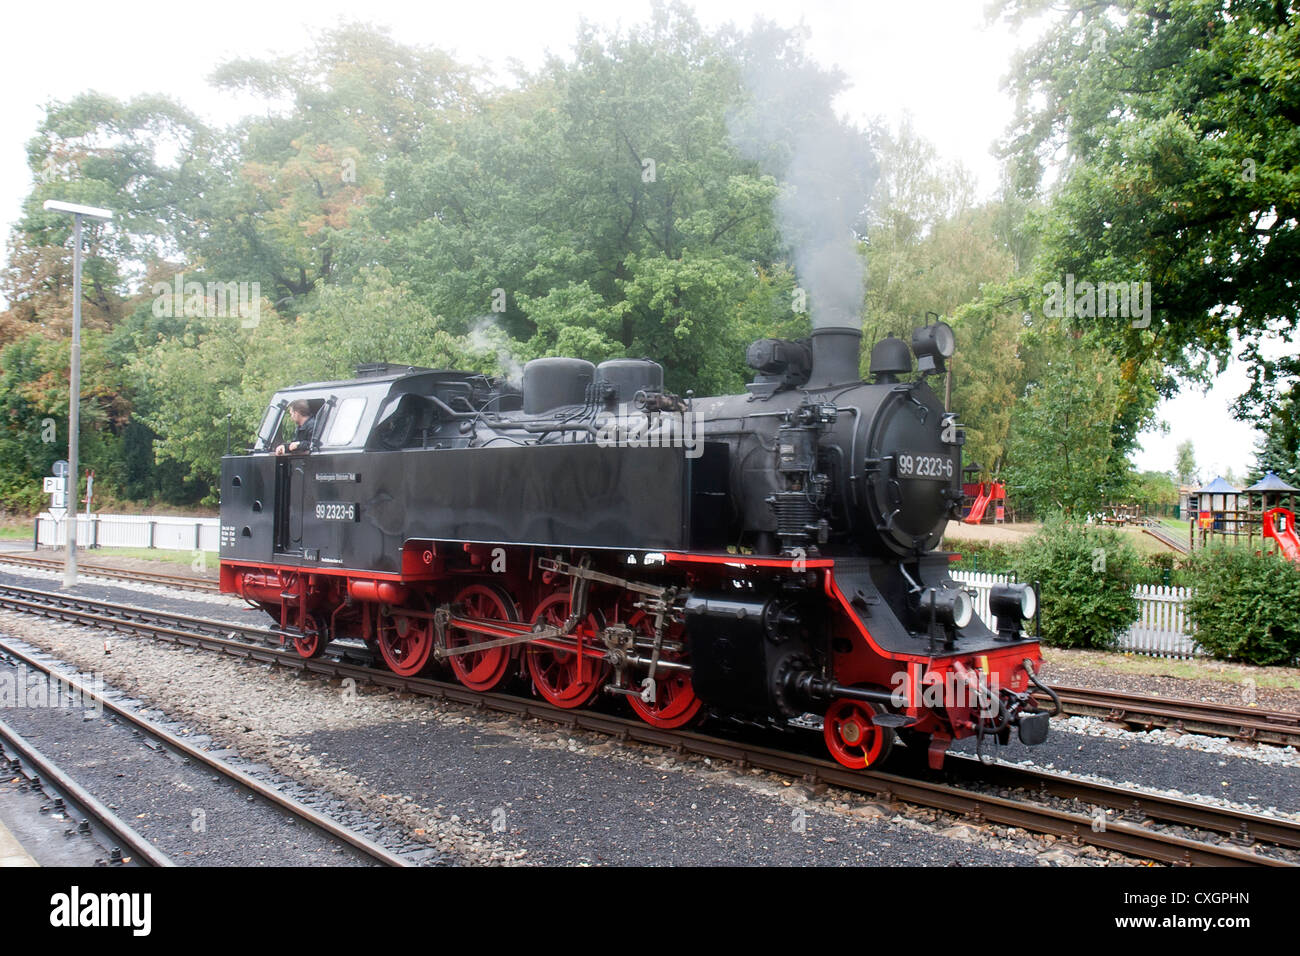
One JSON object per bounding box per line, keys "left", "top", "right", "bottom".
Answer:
{"left": 256, "top": 403, "right": 284, "bottom": 452}
{"left": 323, "top": 396, "right": 367, "bottom": 447}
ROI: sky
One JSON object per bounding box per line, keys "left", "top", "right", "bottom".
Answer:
{"left": 0, "top": 0, "right": 1281, "bottom": 483}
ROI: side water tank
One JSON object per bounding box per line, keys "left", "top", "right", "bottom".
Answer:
{"left": 595, "top": 359, "right": 664, "bottom": 404}
{"left": 522, "top": 358, "right": 595, "bottom": 414}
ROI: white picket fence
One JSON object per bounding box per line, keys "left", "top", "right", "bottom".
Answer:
{"left": 34, "top": 513, "right": 219, "bottom": 552}
{"left": 952, "top": 570, "right": 1202, "bottom": 659}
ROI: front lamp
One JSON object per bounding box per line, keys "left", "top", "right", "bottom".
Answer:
{"left": 919, "top": 586, "right": 974, "bottom": 630}
{"left": 911, "top": 321, "right": 956, "bottom": 375}
{"left": 991, "top": 583, "right": 1037, "bottom": 638}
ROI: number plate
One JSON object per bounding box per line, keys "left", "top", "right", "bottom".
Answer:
{"left": 896, "top": 453, "right": 954, "bottom": 480}
{"left": 315, "top": 502, "right": 359, "bottom": 521}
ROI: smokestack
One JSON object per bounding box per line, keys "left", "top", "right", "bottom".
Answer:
{"left": 808, "top": 326, "right": 863, "bottom": 387}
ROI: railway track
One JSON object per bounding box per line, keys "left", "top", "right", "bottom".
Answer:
{"left": 0, "top": 714, "right": 174, "bottom": 866}
{"left": 0, "top": 553, "right": 220, "bottom": 592}
{"left": 1038, "top": 684, "right": 1300, "bottom": 749}
{"left": 0, "top": 635, "right": 412, "bottom": 867}
{"left": 0, "top": 581, "right": 1292, "bottom": 867}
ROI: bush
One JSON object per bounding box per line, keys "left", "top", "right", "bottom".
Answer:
{"left": 1011, "top": 517, "right": 1141, "bottom": 649}
{"left": 1132, "top": 550, "right": 1196, "bottom": 588}
{"left": 945, "top": 539, "right": 1021, "bottom": 574}
{"left": 1184, "top": 546, "right": 1300, "bottom": 666}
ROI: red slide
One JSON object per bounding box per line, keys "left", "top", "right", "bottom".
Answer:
{"left": 1264, "top": 507, "right": 1300, "bottom": 564}
{"left": 964, "top": 485, "right": 991, "bottom": 525}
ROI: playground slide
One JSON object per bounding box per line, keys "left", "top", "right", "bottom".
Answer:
{"left": 1140, "top": 525, "right": 1189, "bottom": 554}
{"left": 964, "top": 487, "right": 991, "bottom": 525}
{"left": 1278, "top": 531, "right": 1300, "bottom": 563}
{"left": 1264, "top": 508, "right": 1300, "bottom": 564}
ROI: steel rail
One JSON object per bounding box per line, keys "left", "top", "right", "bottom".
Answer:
{"left": 941, "top": 753, "right": 1300, "bottom": 852}
{"left": 0, "top": 715, "right": 175, "bottom": 867}
{"left": 0, "top": 553, "right": 219, "bottom": 592}
{"left": 1039, "top": 684, "right": 1300, "bottom": 748}
{"left": 0, "top": 638, "right": 411, "bottom": 868}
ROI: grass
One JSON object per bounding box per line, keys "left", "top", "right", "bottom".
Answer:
{"left": 0, "top": 518, "right": 33, "bottom": 540}
{"left": 1044, "top": 646, "right": 1300, "bottom": 690}
{"left": 42, "top": 545, "right": 218, "bottom": 568}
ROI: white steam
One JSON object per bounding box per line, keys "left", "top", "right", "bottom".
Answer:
{"left": 727, "top": 28, "right": 878, "bottom": 329}
{"left": 469, "top": 317, "right": 524, "bottom": 387}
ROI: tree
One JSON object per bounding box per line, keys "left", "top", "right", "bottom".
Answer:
{"left": 195, "top": 24, "right": 482, "bottom": 312}
{"left": 864, "top": 117, "right": 990, "bottom": 344}
{"left": 1004, "top": 330, "right": 1129, "bottom": 513}
{"left": 948, "top": 282, "right": 1030, "bottom": 475}
{"left": 366, "top": 5, "right": 847, "bottom": 394}
{"left": 995, "top": 0, "right": 1300, "bottom": 421}
{"left": 299, "top": 267, "right": 478, "bottom": 381}
{"left": 1175, "top": 439, "right": 1198, "bottom": 486}
{"left": 1250, "top": 399, "right": 1300, "bottom": 487}
{"left": 1130, "top": 470, "right": 1179, "bottom": 506}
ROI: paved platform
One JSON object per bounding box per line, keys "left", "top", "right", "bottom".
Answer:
{"left": 0, "top": 817, "right": 39, "bottom": 867}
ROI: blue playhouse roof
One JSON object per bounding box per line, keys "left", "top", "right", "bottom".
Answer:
{"left": 1245, "top": 471, "right": 1300, "bottom": 493}
{"left": 1195, "top": 476, "right": 1241, "bottom": 494}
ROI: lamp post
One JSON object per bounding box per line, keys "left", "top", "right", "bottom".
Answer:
{"left": 42, "top": 200, "right": 113, "bottom": 587}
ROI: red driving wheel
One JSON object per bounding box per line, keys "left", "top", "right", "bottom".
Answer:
{"left": 823, "top": 698, "right": 895, "bottom": 769}
{"left": 526, "top": 591, "right": 608, "bottom": 709}
{"left": 377, "top": 602, "right": 435, "bottom": 676}
{"left": 447, "top": 583, "right": 518, "bottom": 692}
{"left": 293, "top": 613, "right": 331, "bottom": 659}
{"left": 625, "top": 611, "right": 702, "bottom": 729}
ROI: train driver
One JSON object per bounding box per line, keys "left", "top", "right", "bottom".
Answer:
{"left": 275, "top": 400, "right": 318, "bottom": 455}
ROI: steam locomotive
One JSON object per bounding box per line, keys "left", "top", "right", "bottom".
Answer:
{"left": 218, "top": 321, "right": 1052, "bottom": 769}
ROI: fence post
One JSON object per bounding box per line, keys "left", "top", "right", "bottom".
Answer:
{"left": 195, "top": 522, "right": 201, "bottom": 551}
{"left": 92, "top": 517, "right": 99, "bottom": 550}
{"left": 32, "top": 517, "right": 39, "bottom": 552}
{"left": 148, "top": 521, "right": 156, "bottom": 549}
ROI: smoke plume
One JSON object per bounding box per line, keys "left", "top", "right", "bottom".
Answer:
{"left": 727, "top": 27, "right": 878, "bottom": 330}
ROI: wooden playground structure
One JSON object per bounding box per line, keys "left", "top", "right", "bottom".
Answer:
{"left": 1183, "top": 472, "right": 1300, "bottom": 559}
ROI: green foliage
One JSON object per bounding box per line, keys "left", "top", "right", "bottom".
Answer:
{"left": 864, "top": 120, "right": 1016, "bottom": 345}
{"left": 1004, "top": 332, "right": 1128, "bottom": 513}
{"left": 366, "top": 7, "right": 795, "bottom": 395}
{"left": 1185, "top": 546, "right": 1300, "bottom": 666}
{"left": 131, "top": 314, "right": 302, "bottom": 501}
{"left": 299, "top": 267, "right": 478, "bottom": 380}
{"left": 1175, "top": 439, "right": 1198, "bottom": 486}
{"left": 0, "top": 330, "right": 136, "bottom": 510}
{"left": 1128, "top": 470, "right": 1179, "bottom": 506}
{"left": 945, "top": 539, "right": 1021, "bottom": 574}
{"left": 1011, "top": 518, "right": 1141, "bottom": 648}
{"left": 997, "top": 0, "right": 1300, "bottom": 418}
{"left": 948, "top": 280, "right": 1032, "bottom": 474}
{"left": 131, "top": 268, "right": 489, "bottom": 498}
{"left": 1249, "top": 391, "right": 1300, "bottom": 487}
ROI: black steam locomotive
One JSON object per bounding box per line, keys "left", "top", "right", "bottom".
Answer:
{"left": 219, "top": 322, "right": 1051, "bottom": 769}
